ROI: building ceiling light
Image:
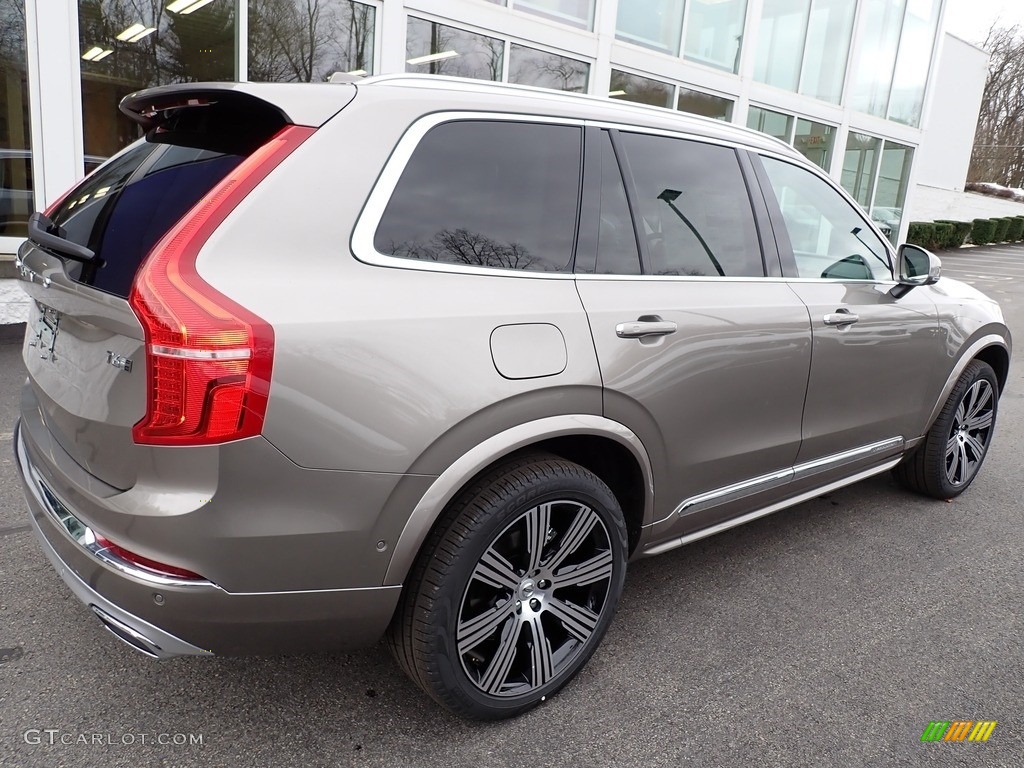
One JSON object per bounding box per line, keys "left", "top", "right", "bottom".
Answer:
{"left": 167, "top": 0, "right": 216, "bottom": 14}
{"left": 406, "top": 50, "right": 459, "bottom": 66}
{"left": 346, "top": 69, "right": 367, "bottom": 76}
{"left": 92, "top": 49, "right": 114, "bottom": 61}
{"left": 116, "top": 23, "right": 147, "bottom": 41}
{"left": 129, "top": 27, "right": 157, "bottom": 43}
{"left": 81, "top": 46, "right": 104, "bottom": 61}
{"left": 608, "top": 90, "right": 627, "bottom": 97}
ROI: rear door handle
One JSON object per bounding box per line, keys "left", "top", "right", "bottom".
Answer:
{"left": 615, "top": 315, "right": 678, "bottom": 339}
{"left": 823, "top": 310, "right": 860, "bottom": 327}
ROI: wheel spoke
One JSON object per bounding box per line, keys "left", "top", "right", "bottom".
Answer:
{"left": 525, "top": 503, "right": 552, "bottom": 573}
{"left": 480, "top": 616, "right": 522, "bottom": 694}
{"left": 471, "top": 548, "right": 520, "bottom": 592}
{"left": 966, "top": 410, "right": 994, "bottom": 432}
{"left": 552, "top": 549, "right": 613, "bottom": 589}
{"left": 963, "top": 433, "right": 987, "bottom": 463}
{"left": 966, "top": 383, "right": 993, "bottom": 421}
{"left": 526, "top": 614, "right": 554, "bottom": 688}
{"left": 954, "top": 444, "right": 970, "bottom": 484}
{"left": 546, "top": 505, "right": 597, "bottom": 572}
{"left": 457, "top": 598, "right": 517, "bottom": 656}
{"left": 945, "top": 434, "right": 958, "bottom": 459}
{"left": 546, "top": 596, "right": 599, "bottom": 643}
{"left": 947, "top": 441, "right": 961, "bottom": 482}
{"left": 953, "top": 400, "right": 966, "bottom": 429}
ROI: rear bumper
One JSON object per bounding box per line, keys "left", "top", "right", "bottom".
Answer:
{"left": 13, "top": 420, "right": 402, "bottom": 657}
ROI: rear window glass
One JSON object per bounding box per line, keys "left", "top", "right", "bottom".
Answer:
{"left": 373, "top": 120, "right": 582, "bottom": 273}
{"left": 49, "top": 142, "right": 244, "bottom": 298}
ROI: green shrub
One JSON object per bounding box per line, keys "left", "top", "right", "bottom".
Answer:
{"left": 993, "top": 217, "right": 1012, "bottom": 242}
{"left": 1007, "top": 216, "right": 1024, "bottom": 242}
{"left": 972, "top": 218, "right": 996, "bottom": 245}
{"left": 906, "top": 222, "right": 935, "bottom": 248}
{"left": 934, "top": 220, "right": 972, "bottom": 249}
{"left": 931, "top": 223, "right": 954, "bottom": 251}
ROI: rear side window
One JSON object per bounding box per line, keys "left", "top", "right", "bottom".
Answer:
{"left": 374, "top": 121, "right": 582, "bottom": 272}
{"left": 49, "top": 143, "right": 245, "bottom": 298}
{"left": 618, "top": 133, "right": 763, "bottom": 277}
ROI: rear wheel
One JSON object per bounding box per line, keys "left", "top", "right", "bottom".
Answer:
{"left": 388, "top": 454, "right": 627, "bottom": 720}
{"left": 894, "top": 360, "right": 999, "bottom": 499}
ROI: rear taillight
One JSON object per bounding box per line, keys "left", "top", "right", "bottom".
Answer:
{"left": 129, "top": 124, "right": 315, "bottom": 446}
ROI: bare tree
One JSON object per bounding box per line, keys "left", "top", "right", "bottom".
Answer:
{"left": 969, "top": 24, "right": 1024, "bottom": 186}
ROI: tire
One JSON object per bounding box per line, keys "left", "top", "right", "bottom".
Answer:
{"left": 387, "top": 453, "right": 628, "bottom": 720}
{"left": 894, "top": 360, "right": 999, "bottom": 499}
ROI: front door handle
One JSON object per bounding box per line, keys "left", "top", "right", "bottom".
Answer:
{"left": 616, "top": 315, "right": 678, "bottom": 339}
{"left": 823, "top": 310, "right": 860, "bottom": 327}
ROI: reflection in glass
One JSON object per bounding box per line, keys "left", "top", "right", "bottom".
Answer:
{"left": 615, "top": 0, "right": 685, "bottom": 55}
{"left": 793, "top": 118, "right": 834, "bottom": 171}
{"left": 405, "top": 17, "right": 503, "bottom": 81}
{"left": 619, "top": 132, "right": 763, "bottom": 277}
{"left": 841, "top": 132, "right": 882, "bottom": 209}
{"left": 677, "top": 87, "right": 733, "bottom": 121}
{"left": 78, "top": 0, "right": 237, "bottom": 158}
{"left": 684, "top": 0, "right": 748, "bottom": 73}
{"left": 508, "top": 45, "right": 588, "bottom": 92}
{"left": 248, "top": 0, "right": 375, "bottom": 81}
{"left": 609, "top": 70, "right": 674, "bottom": 109}
{"left": 888, "top": 0, "right": 940, "bottom": 126}
{"left": 0, "top": 0, "right": 32, "bottom": 236}
{"left": 516, "top": 0, "right": 594, "bottom": 30}
{"left": 799, "top": 0, "right": 855, "bottom": 103}
{"left": 375, "top": 121, "right": 581, "bottom": 272}
{"left": 747, "top": 106, "right": 793, "bottom": 142}
{"left": 754, "top": 0, "right": 810, "bottom": 92}
{"left": 762, "top": 156, "right": 891, "bottom": 280}
{"left": 850, "top": 0, "right": 906, "bottom": 117}
{"left": 872, "top": 141, "right": 913, "bottom": 244}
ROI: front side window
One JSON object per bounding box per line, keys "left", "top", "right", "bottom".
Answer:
{"left": 761, "top": 156, "right": 891, "bottom": 281}
{"left": 619, "top": 133, "right": 763, "bottom": 277}
{"left": 374, "top": 121, "right": 582, "bottom": 273}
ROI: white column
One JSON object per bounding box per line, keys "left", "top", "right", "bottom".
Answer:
{"left": 24, "top": 0, "right": 84, "bottom": 210}
{"left": 379, "top": 0, "right": 408, "bottom": 74}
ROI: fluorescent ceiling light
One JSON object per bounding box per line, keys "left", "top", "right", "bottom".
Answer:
{"left": 608, "top": 90, "right": 626, "bottom": 97}
{"left": 406, "top": 50, "right": 459, "bottom": 66}
{"left": 92, "top": 49, "right": 114, "bottom": 61}
{"left": 116, "top": 23, "right": 147, "bottom": 41}
{"left": 168, "top": 0, "right": 215, "bottom": 13}
{"left": 81, "top": 46, "right": 104, "bottom": 61}
{"left": 346, "top": 69, "right": 367, "bottom": 76}
{"left": 129, "top": 27, "right": 157, "bottom": 43}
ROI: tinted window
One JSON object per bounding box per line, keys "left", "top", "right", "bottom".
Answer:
{"left": 761, "top": 156, "right": 892, "bottom": 281}
{"left": 375, "top": 121, "right": 582, "bottom": 272}
{"left": 49, "top": 143, "right": 244, "bottom": 298}
{"left": 619, "top": 133, "right": 763, "bottom": 277}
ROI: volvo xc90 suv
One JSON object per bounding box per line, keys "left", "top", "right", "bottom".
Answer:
{"left": 13, "top": 75, "right": 1010, "bottom": 720}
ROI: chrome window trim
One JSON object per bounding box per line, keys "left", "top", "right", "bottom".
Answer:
{"left": 351, "top": 110, "right": 801, "bottom": 281}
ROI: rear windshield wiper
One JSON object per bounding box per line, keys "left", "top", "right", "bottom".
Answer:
{"left": 28, "top": 212, "right": 98, "bottom": 264}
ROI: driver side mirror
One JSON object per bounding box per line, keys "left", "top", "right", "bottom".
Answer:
{"left": 891, "top": 244, "right": 940, "bottom": 298}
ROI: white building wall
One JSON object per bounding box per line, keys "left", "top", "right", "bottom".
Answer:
{"left": 913, "top": 34, "right": 988, "bottom": 192}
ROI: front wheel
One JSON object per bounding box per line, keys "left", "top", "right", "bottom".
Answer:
{"left": 388, "top": 454, "right": 628, "bottom": 720}
{"left": 894, "top": 360, "right": 999, "bottom": 499}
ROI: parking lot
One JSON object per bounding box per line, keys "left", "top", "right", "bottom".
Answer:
{"left": 0, "top": 245, "right": 1022, "bottom": 767}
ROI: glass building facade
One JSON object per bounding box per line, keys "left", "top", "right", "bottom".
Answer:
{"left": 0, "top": 0, "right": 949, "bottom": 254}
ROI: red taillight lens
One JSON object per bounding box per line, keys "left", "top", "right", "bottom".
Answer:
{"left": 94, "top": 534, "right": 207, "bottom": 581}
{"left": 129, "top": 125, "right": 315, "bottom": 446}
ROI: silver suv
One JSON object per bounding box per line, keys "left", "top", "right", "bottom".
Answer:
{"left": 13, "top": 75, "right": 1011, "bottom": 720}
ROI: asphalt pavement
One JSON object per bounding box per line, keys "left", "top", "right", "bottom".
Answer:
{"left": 0, "top": 246, "right": 1021, "bottom": 767}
